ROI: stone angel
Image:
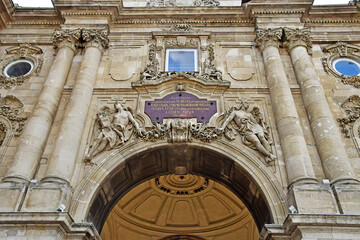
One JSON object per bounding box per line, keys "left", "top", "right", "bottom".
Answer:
{"left": 85, "top": 101, "right": 144, "bottom": 161}
{"left": 215, "top": 100, "right": 276, "bottom": 162}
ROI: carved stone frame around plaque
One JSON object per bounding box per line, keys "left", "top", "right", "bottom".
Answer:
{"left": 0, "top": 43, "right": 43, "bottom": 89}
{"left": 322, "top": 42, "right": 360, "bottom": 88}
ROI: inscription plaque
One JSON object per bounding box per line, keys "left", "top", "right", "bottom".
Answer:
{"left": 145, "top": 92, "right": 217, "bottom": 122}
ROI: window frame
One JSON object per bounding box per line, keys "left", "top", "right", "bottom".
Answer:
{"left": 165, "top": 48, "right": 199, "bottom": 72}
{"left": 332, "top": 57, "right": 360, "bottom": 77}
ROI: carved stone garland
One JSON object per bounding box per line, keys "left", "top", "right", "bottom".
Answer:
{"left": 337, "top": 95, "right": 360, "bottom": 138}
{"left": 0, "top": 43, "right": 43, "bottom": 89}
{"left": 0, "top": 95, "right": 30, "bottom": 137}
{"left": 322, "top": 42, "right": 360, "bottom": 88}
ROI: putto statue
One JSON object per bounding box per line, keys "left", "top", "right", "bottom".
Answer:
{"left": 85, "top": 101, "right": 143, "bottom": 160}
{"left": 216, "top": 100, "right": 276, "bottom": 162}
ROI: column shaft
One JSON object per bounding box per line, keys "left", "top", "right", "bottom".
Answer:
{"left": 43, "top": 46, "right": 102, "bottom": 184}
{"left": 4, "top": 29, "right": 80, "bottom": 182}
{"left": 262, "top": 45, "right": 317, "bottom": 185}
{"left": 289, "top": 45, "right": 355, "bottom": 184}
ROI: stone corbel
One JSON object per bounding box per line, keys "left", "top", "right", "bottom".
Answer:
{"left": 322, "top": 42, "right": 360, "bottom": 88}
{"left": 283, "top": 27, "right": 313, "bottom": 55}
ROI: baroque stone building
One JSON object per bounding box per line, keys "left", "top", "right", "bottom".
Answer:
{"left": 0, "top": 0, "right": 359, "bottom": 239}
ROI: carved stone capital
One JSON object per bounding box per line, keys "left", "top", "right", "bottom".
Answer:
{"left": 53, "top": 29, "right": 81, "bottom": 52}
{"left": 82, "top": 28, "right": 109, "bottom": 52}
{"left": 284, "top": 27, "right": 312, "bottom": 54}
{"left": 255, "top": 28, "right": 283, "bottom": 53}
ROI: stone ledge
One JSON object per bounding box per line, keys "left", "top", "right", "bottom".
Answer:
{"left": 0, "top": 212, "right": 100, "bottom": 240}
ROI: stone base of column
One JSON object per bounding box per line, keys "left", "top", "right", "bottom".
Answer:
{"left": 287, "top": 184, "right": 339, "bottom": 214}
{"left": 0, "top": 212, "right": 100, "bottom": 239}
{"left": 260, "top": 214, "right": 360, "bottom": 240}
{"left": 21, "top": 182, "right": 72, "bottom": 212}
{"left": 333, "top": 184, "right": 360, "bottom": 214}
{"left": 0, "top": 182, "right": 27, "bottom": 211}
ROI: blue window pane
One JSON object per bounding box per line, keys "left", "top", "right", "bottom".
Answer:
{"left": 168, "top": 51, "right": 195, "bottom": 71}
{"left": 334, "top": 60, "right": 360, "bottom": 76}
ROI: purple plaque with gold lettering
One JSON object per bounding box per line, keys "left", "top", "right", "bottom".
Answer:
{"left": 145, "top": 92, "right": 217, "bottom": 122}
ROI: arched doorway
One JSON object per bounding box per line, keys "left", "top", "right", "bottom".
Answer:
{"left": 100, "top": 174, "right": 259, "bottom": 239}
{"left": 84, "top": 144, "right": 285, "bottom": 237}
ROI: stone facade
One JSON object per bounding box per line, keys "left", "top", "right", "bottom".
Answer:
{"left": 0, "top": 0, "right": 359, "bottom": 239}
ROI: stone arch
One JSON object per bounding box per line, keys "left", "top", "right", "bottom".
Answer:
{"left": 71, "top": 141, "right": 287, "bottom": 234}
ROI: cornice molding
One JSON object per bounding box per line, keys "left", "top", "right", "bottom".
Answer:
{"left": 252, "top": 10, "right": 304, "bottom": 15}
{"left": 115, "top": 19, "right": 252, "bottom": 25}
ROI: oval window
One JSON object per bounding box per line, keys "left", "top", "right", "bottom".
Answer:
{"left": 3, "top": 59, "right": 34, "bottom": 78}
{"left": 332, "top": 58, "right": 360, "bottom": 76}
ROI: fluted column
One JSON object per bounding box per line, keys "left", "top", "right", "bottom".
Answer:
{"left": 42, "top": 28, "right": 109, "bottom": 184}
{"left": 284, "top": 28, "right": 357, "bottom": 184}
{"left": 3, "top": 29, "right": 81, "bottom": 182}
{"left": 256, "top": 28, "right": 317, "bottom": 186}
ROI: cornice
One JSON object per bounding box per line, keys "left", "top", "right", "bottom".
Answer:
{"left": 115, "top": 19, "right": 252, "bottom": 25}
{"left": 8, "top": 21, "right": 62, "bottom": 26}
{"left": 251, "top": 10, "right": 305, "bottom": 15}
{"left": 304, "top": 19, "right": 360, "bottom": 24}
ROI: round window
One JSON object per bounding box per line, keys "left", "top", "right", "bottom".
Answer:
{"left": 3, "top": 59, "right": 34, "bottom": 78}
{"left": 332, "top": 58, "right": 360, "bottom": 76}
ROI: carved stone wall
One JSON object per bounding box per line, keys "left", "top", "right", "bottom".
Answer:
{"left": 0, "top": 0, "right": 359, "bottom": 240}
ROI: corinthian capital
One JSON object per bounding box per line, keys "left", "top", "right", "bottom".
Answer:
{"left": 255, "top": 28, "right": 283, "bottom": 53}
{"left": 53, "top": 29, "right": 81, "bottom": 52}
{"left": 82, "top": 28, "right": 109, "bottom": 52}
{"left": 284, "top": 27, "right": 312, "bottom": 54}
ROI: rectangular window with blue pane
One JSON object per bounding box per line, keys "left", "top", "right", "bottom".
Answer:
{"left": 165, "top": 49, "right": 198, "bottom": 72}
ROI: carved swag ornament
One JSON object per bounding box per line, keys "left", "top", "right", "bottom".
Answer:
{"left": 337, "top": 95, "right": 360, "bottom": 138}
{"left": 0, "top": 43, "right": 43, "bottom": 89}
{"left": 0, "top": 95, "right": 30, "bottom": 137}
{"left": 86, "top": 100, "right": 275, "bottom": 163}
{"left": 322, "top": 42, "right": 360, "bottom": 88}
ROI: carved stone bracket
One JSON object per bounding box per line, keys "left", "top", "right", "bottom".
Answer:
{"left": 337, "top": 95, "right": 360, "bottom": 138}
{"left": 284, "top": 27, "right": 312, "bottom": 54}
{"left": 0, "top": 43, "right": 44, "bottom": 89}
{"left": 0, "top": 95, "right": 30, "bottom": 136}
{"left": 322, "top": 42, "right": 360, "bottom": 88}
{"left": 255, "top": 28, "right": 283, "bottom": 53}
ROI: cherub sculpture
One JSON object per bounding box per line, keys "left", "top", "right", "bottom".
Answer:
{"left": 216, "top": 100, "right": 276, "bottom": 162}
{"left": 85, "top": 101, "right": 143, "bottom": 160}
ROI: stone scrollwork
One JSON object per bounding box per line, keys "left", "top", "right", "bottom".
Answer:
{"left": 0, "top": 43, "right": 43, "bottom": 90}
{"left": 82, "top": 28, "right": 110, "bottom": 52}
{"left": 168, "top": 23, "right": 194, "bottom": 32}
{"left": 0, "top": 95, "right": 30, "bottom": 137}
{"left": 53, "top": 28, "right": 82, "bottom": 52}
{"left": 337, "top": 95, "right": 360, "bottom": 138}
{"left": 215, "top": 99, "right": 276, "bottom": 162}
{"left": 85, "top": 101, "right": 144, "bottom": 161}
{"left": 140, "top": 43, "right": 160, "bottom": 81}
{"left": 284, "top": 27, "right": 312, "bottom": 54}
{"left": 322, "top": 42, "right": 360, "bottom": 88}
{"left": 165, "top": 38, "right": 199, "bottom": 48}
{"left": 139, "top": 42, "right": 223, "bottom": 83}
{"left": 255, "top": 28, "right": 283, "bottom": 53}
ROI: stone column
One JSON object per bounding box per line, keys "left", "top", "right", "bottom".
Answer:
{"left": 284, "top": 28, "right": 356, "bottom": 184}
{"left": 3, "top": 29, "right": 81, "bottom": 183}
{"left": 42, "top": 28, "right": 109, "bottom": 184}
{"left": 256, "top": 28, "right": 317, "bottom": 186}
